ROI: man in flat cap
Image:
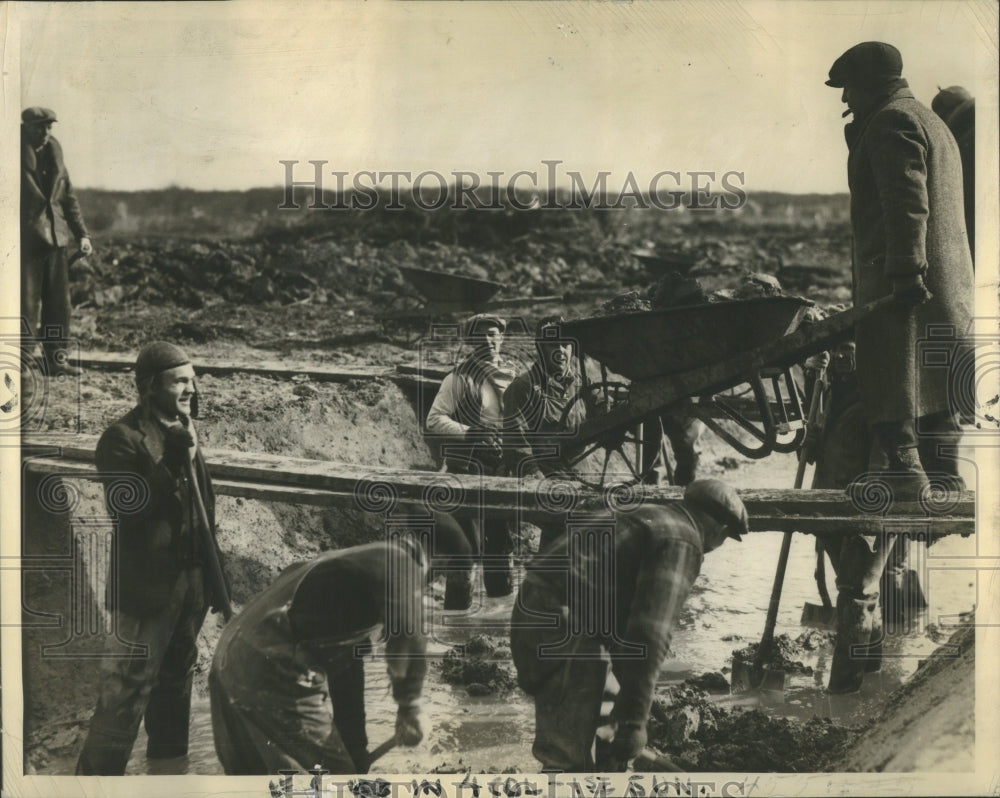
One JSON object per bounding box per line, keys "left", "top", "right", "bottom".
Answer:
{"left": 21, "top": 107, "right": 92, "bottom": 376}
{"left": 824, "top": 43, "right": 973, "bottom": 692}
{"left": 425, "top": 313, "right": 517, "bottom": 608}
{"left": 77, "top": 342, "right": 227, "bottom": 775}
{"left": 511, "top": 480, "right": 747, "bottom": 772}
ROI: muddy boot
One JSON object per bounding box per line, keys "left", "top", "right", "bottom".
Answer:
{"left": 864, "top": 606, "right": 883, "bottom": 674}
{"left": 828, "top": 595, "right": 876, "bottom": 694}
{"left": 875, "top": 422, "right": 930, "bottom": 502}
{"left": 444, "top": 568, "right": 474, "bottom": 610}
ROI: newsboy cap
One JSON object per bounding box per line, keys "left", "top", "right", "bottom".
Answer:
{"left": 135, "top": 341, "right": 192, "bottom": 385}
{"left": 22, "top": 107, "right": 58, "bottom": 125}
{"left": 463, "top": 313, "right": 506, "bottom": 342}
{"left": 825, "top": 42, "right": 903, "bottom": 89}
{"left": 684, "top": 479, "right": 749, "bottom": 542}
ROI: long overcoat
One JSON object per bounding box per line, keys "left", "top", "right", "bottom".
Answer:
{"left": 846, "top": 86, "right": 973, "bottom": 424}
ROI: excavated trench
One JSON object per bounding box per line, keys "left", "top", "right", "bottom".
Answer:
{"left": 20, "top": 362, "right": 978, "bottom": 775}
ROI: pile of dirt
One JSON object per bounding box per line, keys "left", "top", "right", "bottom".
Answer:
{"left": 730, "top": 631, "right": 820, "bottom": 677}
{"left": 440, "top": 635, "right": 518, "bottom": 696}
{"left": 647, "top": 685, "right": 850, "bottom": 772}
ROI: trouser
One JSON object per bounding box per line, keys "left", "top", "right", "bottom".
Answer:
{"left": 660, "top": 408, "right": 704, "bottom": 487}
{"left": 210, "top": 655, "right": 365, "bottom": 775}
{"left": 21, "top": 247, "right": 71, "bottom": 359}
{"left": 511, "top": 537, "right": 701, "bottom": 771}
{"left": 76, "top": 568, "right": 208, "bottom": 775}
{"left": 444, "top": 511, "right": 515, "bottom": 609}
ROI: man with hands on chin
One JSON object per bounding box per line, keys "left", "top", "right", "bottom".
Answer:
{"left": 77, "top": 342, "right": 226, "bottom": 775}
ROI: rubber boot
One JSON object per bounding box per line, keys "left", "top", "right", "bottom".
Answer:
{"left": 874, "top": 420, "right": 930, "bottom": 502}
{"left": 827, "top": 594, "right": 877, "bottom": 694}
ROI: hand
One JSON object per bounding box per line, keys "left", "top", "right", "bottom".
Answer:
{"left": 79, "top": 237, "right": 93, "bottom": 256}
{"left": 892, "top": 274, "right": 932, "bottom": 306}
{"left": 395, "top": 704, "right": 424, "bottom": 747}
{"left": 163, "top": 425, "right": 195, "bottom": 465}
{"left": 803, "top": 351, "right": 830, "bottom": 372}
{"left": 610, "top": 721, "right": 647, "bottom": 766}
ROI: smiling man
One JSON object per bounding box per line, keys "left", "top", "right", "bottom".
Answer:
{"left": 76, "top": 341, "right": 227, "bottom": 775}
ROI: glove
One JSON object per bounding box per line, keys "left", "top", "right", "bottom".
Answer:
{"left": 892, "top": 274, "right": 933, "bottom": 306}
{"left": 465, "top": 426, "right": 503, "bottom": 467}
{"left": 610, "top": 721, "right": 647, "bottom": 767}
{"left": 163, "top": 425, "right": 195, "bottom": 466}
{"left": 395, "top": 703, "right": 424, "bottom": 747}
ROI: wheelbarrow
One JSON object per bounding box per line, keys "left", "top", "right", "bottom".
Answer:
{"left": 555, "top": 295, "right": 817, "bottom": 483}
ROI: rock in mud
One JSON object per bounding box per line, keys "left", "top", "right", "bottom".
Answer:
{"left": 731, "top": 633, "right": 814, "bottom": 676}
{"left": 683, "top": 671, "right": 731, "bottom": 693}
{"left": 440, "top": 635, "right": 517, "bottom": 694}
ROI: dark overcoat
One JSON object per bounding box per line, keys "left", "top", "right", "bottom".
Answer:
{"left": 846, "top": 87, "right": 974, "bottom": 424}
{"left": 96, "top": 404, "right": 220, "bottom": 616}
{"left": 21, "top": 135, "right": 89, "bottom": 254}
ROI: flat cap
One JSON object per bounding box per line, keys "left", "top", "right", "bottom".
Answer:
{"left": 22, "top": 107, "right": 58, "bottom": 125}
{"left": 135, "top": 341, "right": 192, "bottom": 384}
{"left": 684, "top": 479, "right": 749, "bottom": 541}
{"left": 463, "top": 313, "right": 506, "bottom": 342}
{"left": 825, "top": 42, "right": 902, "bottom": 89}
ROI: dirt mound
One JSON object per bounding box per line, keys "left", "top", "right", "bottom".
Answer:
{"left": 731, "top": 631, "right": 819, "bottom": 676}
{"left": 440, "top": 635, "right": 517, "bottom": 695}
{"left": 648, "top": 685, "right": 849, "bottom": 772}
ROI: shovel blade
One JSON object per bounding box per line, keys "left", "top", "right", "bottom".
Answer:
{"left": 730, "top": 659, "right": 788, "bottom": 693}
{"left": 800, "top": 602, "right": 838, "bottom": 628}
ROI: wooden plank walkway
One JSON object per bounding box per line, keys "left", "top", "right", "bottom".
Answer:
{"left": 23, "top": 436, "right": 975, "bottom": 537}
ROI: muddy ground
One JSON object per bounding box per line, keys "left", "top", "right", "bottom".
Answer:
{"left": 18, "top": 194, "right": 976, "bottom": 775}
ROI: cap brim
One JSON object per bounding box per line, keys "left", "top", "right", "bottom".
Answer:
{"left": 824, "top": 79, "right": 843, "bottom": 88}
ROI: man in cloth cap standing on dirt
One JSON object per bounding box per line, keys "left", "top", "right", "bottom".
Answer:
{"left": 425, "top": 313, "right": 518, "bottom": 609}
{"left": 21, "top": 107, "right": 92, "bottom": 376}
{"left": 77, "top": 342, "right": 227, "bottom": 774}
{"left": 511, "top": 479, "right": 748, "bottom": 772}
{"left": 209, "top": 519, "right": 470, "bottom": 774}
{"left": 824, "top": 42, "right": 973, "bottom": 693}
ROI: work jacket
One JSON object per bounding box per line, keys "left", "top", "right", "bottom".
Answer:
{"left": 846, "top": 85, "right": 973, "bottom": 423}
{"left": 21, "top": 135, "right": 89, "bottom": 255}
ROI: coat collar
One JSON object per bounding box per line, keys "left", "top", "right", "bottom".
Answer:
{"left": 844, "top": 84, "right": 915, "bottom": 149}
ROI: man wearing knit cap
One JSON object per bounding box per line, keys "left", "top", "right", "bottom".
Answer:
{"left": 511, "top": 480, "right": 747, "bottom": 772}
{"left": 21, "top": 107, "right": 92, "bottom": 376}
{"left": 824, "top": 43, "right": 973, "bottom": 693}
{"left": 77, "top": 342, "right": 226, "bottom": 775}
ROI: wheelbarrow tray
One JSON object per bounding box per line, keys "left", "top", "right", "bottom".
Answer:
{"left": 561, "top": 296, "right": 813, "bottom": 381}
{"left": 398, "top": 266, "right": 505, "bottom": 306}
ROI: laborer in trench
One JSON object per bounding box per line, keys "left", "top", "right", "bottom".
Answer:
{"left": 825, "top": 42, "right": 972, "bottom": 502}
{"left": 425, "top": 313, "right": 518, "bottom": 609}
{"left": 210, "top": 516, "right": 470, "bottom": 775}
{"left": 803, "top": 338, "right": 927, "bottom": 694}
{"left": 502, "top": 315, "right": 587, "bottom": 548}
{"left": 510, "top": 479, "right": 747, "bottom": 772}
{"left": 77, "top": 341, "right": 226, "bottom": 775}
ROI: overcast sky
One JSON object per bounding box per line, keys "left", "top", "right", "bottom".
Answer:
{"left": 13, "top": 0, "right": 998, "bottom": 194}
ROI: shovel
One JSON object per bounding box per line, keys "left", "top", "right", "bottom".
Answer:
{"left": 731, "top": 367, "right": 826, "bottom": 693}
{"left": 800, "top": 540, "right": 838, "bottom": 628}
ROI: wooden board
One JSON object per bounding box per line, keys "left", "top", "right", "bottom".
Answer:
{"left": 22, "top": 438, "right": 975, "bottom": 537}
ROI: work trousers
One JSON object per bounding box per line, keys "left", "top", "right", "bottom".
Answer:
{"left": 512, "top": 537, "right": 702, "bottom": 772}
{"left": 76, "top": 568, "right": 208, "bottom": 775}
{"left": 21, "top": 247, "right": 72, "bottom": 358}
{"left": 210, "top": 649, "right": 366, "bottom": 775}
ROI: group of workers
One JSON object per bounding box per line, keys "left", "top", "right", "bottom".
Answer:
{"left": 46, "top": 39, "right": 973, "bottom": 777}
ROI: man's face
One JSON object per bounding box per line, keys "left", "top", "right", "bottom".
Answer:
{"left": 840, "top": 84, "right": 876, "bottom": 117}
{"left": 539, "top": 340, "right": 574, "bottom": 377}
{"left": 24, "top": 121, "right": 53, "bottom": 149}
{"left": 831, "top": 342, "right": 857, "bottom": 378}
{"left": 149, "top": 364, "right": 197, "bottom": 418}
{"left": 473, "top": 326, "right": 504, "bottom": 359}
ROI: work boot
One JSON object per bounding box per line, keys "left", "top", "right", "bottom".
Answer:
{"left": 827, "top": 594, "right": 877, "bottom": 694}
